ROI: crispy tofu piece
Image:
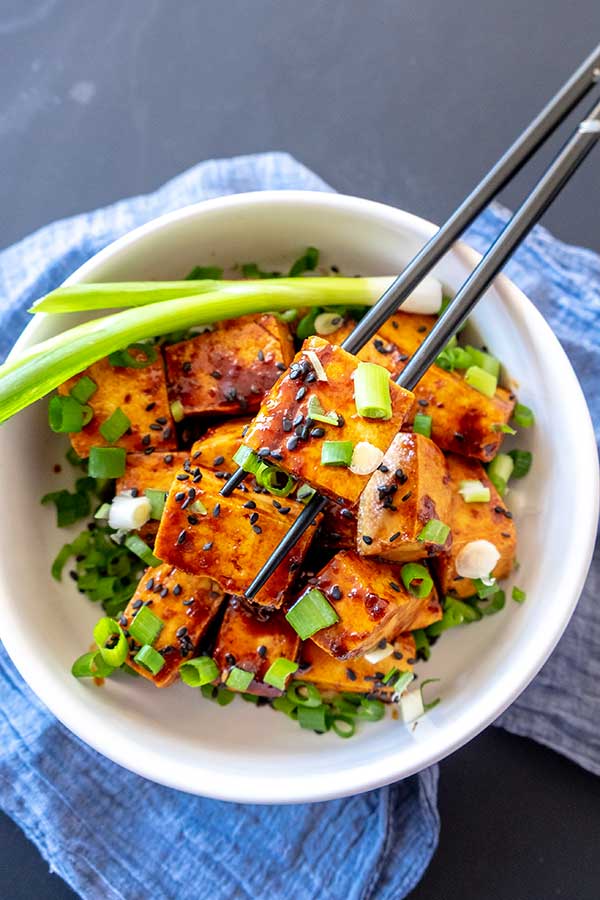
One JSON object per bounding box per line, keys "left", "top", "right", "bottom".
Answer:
{"left": 155, "top": 464, "right": 318, "bottom": 607}
{"left": 123, "top": 564, "right": 224, "bottom": 687}
{"left": 164, "top": 315, "right": 294, "bottom": 417}
{"left": 297, "top": 550, "right": 428, "bottom": 660}
{"left": 59, "top": 351, "right": 176, "bottom": 458}
{"left": 213, "top": 597, "right": 301, "bottom": 696}
{"left": 433, "top": 454, "right": 517, "bottom": 598}
{"left": 298, "top": 633, "right": 416, "bottom": 696}
{"left": 115, "top": 451, "right": 188, "bottom": 495}
{"left": 404, "top": 590, "right": 443, "bottom": 630}
{"left": 189, "top": 418, "right": 251, "bottom": 472}
{"left": 357, "top": 432, "right": 451, "bottom": 561}
{"left": 243, "top": 336, "right": 415, "bottom": 505}
{"left": 320, "top": 499, "right": 358, "bottom": 550}
{"left": 331, "top": 314, "right": 515, "bottom": 461}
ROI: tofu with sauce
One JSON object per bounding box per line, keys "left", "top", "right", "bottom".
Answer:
{"left": 319, "top": 499, "right": 358, "bottom": 550}
{"left": 164, "top": 315, "right": 294, "bottom": 417}
{"left": 298, "top": 632, "right": 416, "bottom": 696}
{"left": 189, "top": 418, "right": 251, "bottom": 474}
{"left": 154, "top": 464, "right": 318, "bottom": 607}
{"left": 433, "top": 454, "right": 517, "bottom": 598}
{"left": 296, "top": 550, "right": 430, "bottom": 660}
{"left": 123, "top": 564, "right": 225, "bottom": 687}
{"left": 59, "top": 349, "right": 176, "bottom": 458}
{"left": 330, "top": 314, "right": 515, "bottom": 461}
{"left": 357, "top": 432, "right": 452, "bottom": 561}
{"left": 242, "top": 336, "right": 415, "bottom": 505}
{"left": 212, "top": 597, "right": 301, "bottom": 696}
{"left": 116, "top": 451, "right": 188, "bottom": 496}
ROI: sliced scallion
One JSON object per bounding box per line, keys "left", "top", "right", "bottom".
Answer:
{"left": 128, "top": 604, "right": 164, "bottom": 645}
{"left": 512, "top": 403, "right": 535, "bottom": 428}
{"left": 458, "top": 479, "right": 491, "bottom": 503}
{"left": 145, "top": 489, "right": 167, "bottom": 520}
{"left": 179, "top": 656, "right": 219, "bottom": 687}
{"left": 226, "top": 666, "right": 254, "bottom": 692}
{"left": 285, "top": 589, "right": 339, "bottom": 639}
{"left": 296, "top": 483, "right": 316, "bottom": 503}
{"left": 289, "top": 246, "right": 319, "bottom": 277}
{"left": 48, "top": 394, "right": 85, "bottom": 433}
{"left": 99, "top": 407, "right": 131, "bottom": 443}
{"left": 255, "top": 462, "right": 294, "bottom": 497}
{"left": 93, "top": 616, "right": 128, "bottom": 667}
{"left": 88, "top": 446, "right": 126, "bottom": 478}
{"left": 464, "top": 365, "right": 497, "bottom": 398}
{"left": 508, "top": 449, "right": 532, "bottom": 478}
{"left": 413, "top": 413, "right": 432, "bottom": 438}
{"left": 70, "top": 375, "right": 97, "bottom": 404}
{"left": 392, "top": 671, "right": 414, "bottom": 695}
{"left": 417, "top": 518, "right": 450, "bottom": 545}
{"left": 307, "top": 394, "right": 340, "bottom": 426}
{"left": 353, "top": 362, "right": 392, "bottom": 420}
{"left": 328, "top": 714, "right": 356, "bottom": 738}
{"left": 400, "top": 563, "right": 433, "bottom": 598}
{"left": 233, "top": 445, "right": 261, "bottom": 473}
{"left": 321, "top": 440, "right": 353, "bottom": 467}
{"left": 71, "top": 650, "right": 114, "bottom": 679}
{"left": 134, "top": 644, "right": 165, "bottom": 675}
{"left": 298, "top": 704, "right": 328, "bottom": 732}
{"left": 108, "top": 343, "right": 158, "bottom": 369}
{"left": 170, "top": 399, "right": 184, "bottom": 422}
{"left": 487, "top": 453, "right": 514, "bottom": 497}
{"left": 512, "top": 586, "right": 526, "bottom": 603}
{"left": 123, "top": 533, "right": 161, "bottom": 567}
{"left": 263, "top": 657, "right": 299, "bottom": 690}
{"left": 464, "top": 346, "right": 500, "bottom": 378}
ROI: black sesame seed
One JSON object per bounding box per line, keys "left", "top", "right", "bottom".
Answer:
{"left": 276, "top": 361, "right": 286, "bottom": 372}
{"left": 212, "top": 503, "right": 221, "bottom": 517}
{"left": 271, "top": 451, "right": 283, "bottom": 461}
{"left": 362, "top": 535, "right": 373, "bottom": 545}
{"left": 417, "top": 325, "right": 427, "bottom": 333}
{"left": 389, "top": 532, "right": 401, "bottom": 542}
{"left": 249, "top": 512, "right": 259, "bottom": 525}
{"left": 243, "top": 500, "right": 257, "bottom": 510}
{"left": 377, "top": 638, "right": 388, "bottom": 649}
{"left": 213, "top": 455, "right": 225, "bottom": 466}
{"left": 252, "top": 524, "right": 262, "bottom": 534}
{"left": 417, "top": 399, "right": 429, "bottom": 407}
{"left": 257, "top": 447, "right": 270, "bottom": 458}
{"left": 163, "top": 426, "right": 172, "bottom": 439}
{"left": 173, "top": 584, "right": 182, "bottom": 596}
{"left": 272, "top": 499, "right": 282, "bottom": 509}
{"left": 257, "top": 349, "right": 265, "bottom": 362}
{"left": 146, "top": 578, "right": 155, "bottom": 590}
{"left": 131, "top": 487, "right": 139, "bottom": 498}
{"left": 176, "top": 473, "right": 190, "bottom": 481}
{"left": 395, "top": 468, "right": 407, "bottom": 484}
{"left": 287, "top": 435, "right": 299, "bottom": 451}
{"left": 210, "top": 370, "right": 222, "bottom": 380}
{"left": 293, "top": 413, "right": 304, "bottom": 427}
{"left": 310, "top": 427, "right": 325, "bottom": 438}
{"left": 177, "top": 530, "right": 187, "bottom": 545}
{"left": 282, "top": 417, "right": 293, "bottom": 433}
{"left": 202, "top": 542, "right": 213, "bottom": 551}
{"left": 150, "top": 423, "right": 162, "bottom": 431}
{"left": 340, "top": 508, "right": 354, "bottom": 520}
{"left": 182, "top": 361, "right": 192, "bottom": 374}
{"left": 378, "top": 464, "right": 389, "bottom": 473}
{"left": 193, "top": 474, "right": 202, "bottom": 483}
{"left": 331, "top": 585, "right": 342, "bottom": 601}
{"left": 145, "top": 402, "right": 156, "bottom": 412}
{"left": 181, "top": 497, "right": 191, "bottom": 511}
{"left": 132, "top": 599, "right": 143, "bottom": 609}
{"left": 141, "top": 434, "right": 151, "bottom": 446}
{"left": 144, "top": 446, "right": 156, "bottom": 455}
{"left": 277, "top": 506, "right": 291, "bottom": 515}
{"left": 401, "top": 492, "right": 412, "bottom": 502}
{"left": 346, "top": 668, "right": 357, "bottom": 681}
{"left": 300, "top": 425, "right": 310, "bottom": 441}
{"left": 257, "top": 645, "right": 267, "bottom": 658}
{"left": 182, "top": 598, "right": 194, "bottom": 606}
{"left": 389, "top": 581, "right": 401, "bottom": 593}
{"left": 393, "top": 650, "right": 404, "bottom": 660}
{"left": 165, "top": 454, "right": 173, "bottom": 464}
{"left": 176, "top": 626, "right": 188, "bottom": 638}
{"left": 160, "top": 586, "right": 169, "bottom": 598}
{"left": 289, "top": 368, "right": 301, "bottom": 380}
{"left": 156, "top": 416, "right": 168, "bottom": 425}
{"left": 119, "top": 615, "right": 128, "bottom": 627}
{"left": 187, "top": 514, "right": 198, "bottom": 525}
{"left": 225, "top": 387, "right": 238, "bottom": 402}
{"left": 295, "top": 386, "right": 307, "bottom": 401}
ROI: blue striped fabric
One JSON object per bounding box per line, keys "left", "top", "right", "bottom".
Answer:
{"left": 0, "top": 153, "right": 598, "bottom": 900}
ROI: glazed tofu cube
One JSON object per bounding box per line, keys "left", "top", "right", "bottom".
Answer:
{"left": 189, "top": 418, "right": 251, "bottom": 473}
{"left": 115, "top": 451, "right": 188, "bottom": 496}
{"left": 330, "top": 314, "right": 516, "bottom": 461}
{"left": 433, "top": 454, "right": 517, "bottom": 598}
{"left": 154, "top": 464, "right": 318, "bottom": 607}
{"left": 298, "top": 632, "right": 416, "bottom": 696}
{"left": 59, "top": 350, "right": 176, "bottom": 458}
{"left": 123, "top": 564, "right": 224, "bottom": 687}
{"left": 243, "top": 336, "right": 415, "bottom": 505}
{"left": 319, "top": 499, "right": 358, "bottom": 551}
{"left": 164, "top": 315, "right": 294, "bottom": 417}
{"left": 357, "top": 432, "right": 451, "bottom": 561}
{"left": 212, "top": 597, "right": 301, "bottom": 696}
{"left": 405, "top": 590, "right": 443, "bottom": 630}
{"left": 295, "top": 550, "right": 427, "bottom": 660}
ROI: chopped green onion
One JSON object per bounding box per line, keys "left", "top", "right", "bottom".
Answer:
{"left": 145, "top": 489, "right": 167, "bottom": 520}
{"left": 186, "top": 265, "right": 223, "bottom": 280}
{"left": 93, "top": 616, "right": 128, "bottom": 667}
{"left": 289, "top": 246, "right": 319, "bottom": 277}
{"left": 285, "top": 589, "right": 339, "bottom": 640}
{"left": 94, "top": 502, "right": 111, "bottom": 519}
{"left": 42, "top": 488, "right": 91, "bottom": 527}
{"left": 458, "top": 479, "right": 491, "bottom": 503}
{"left": 170, "top": 399, "right": 185, "bottom": 422}
{"left": 134, "top": 644, "right": 165, "bottom": 675}
{"left": 307, "top": 394, "right": 340, "bottom": 426}
{"left": 492, "top": 423, "right": 517, "bottom": 435}
{"left": 355, "top": 698, "right": 386, "bottom": 722}
{"left": 226, "top": 666, "right": 254, "bottom": 692}
{"left": 478, "top": 589, "right": 506, "bottom": 616}
{"left": 353, "top": 362, "right": 392, "bottom": 420}
{"left": 420, "top": 678, "right": 442, "bottom": 712}
{"left": 417, "top": 518, "right": 450, "bottom": 545}
{"left": 271, "top": 695, "right": 298, "bottom": 717}
{"left": 446, "top": 596, "right": 482, "bottom": 622}
{"left": 512, "top": 586, "right": 526, "bottom": 604}
{"left": 123, "top": 534, "right": 161, "bottom": 567}
{"left": 401, "top": 563, "right": 433, "bottom": 598}
{"left": 464, "top": 365, "right": 497, "bottom": 398}
{"left": 88, "top": 446, "right": 126, "bottom": 478}
{"left": 392, "top": 671, "right": 414, "bottom": 694}
{"left": 241, "top": 262, "right": 279, "bottom": 279}
{"left": 51, "top": 543, "right": 73, "bottom": 580}
{"left": 255, "top": 462, "right": 295, "bottom": 497}
{"left": 286, "top": 681, "right": 323, "bottom": 708}
{"left": 413, "top": 413, "right": 432, "bottom": 438}
{"left": 66, "top": 447, "right": 86, "bottom": 469}
{"left": 426, "top": 603, "right": 465, "bottom": 637}
{"left": 382, "top": 667, "right": 399, "bottom": 685}
{"left": 179, "top": 656, "right": 219, "bottom": 686}
{"left": 128, "top": 605, "right": 164, "bottom": 645}
{"left": 71, "top": 650, "right": 114, "bottom": 679}
{"left": 48, "top": 395, "right": 85, "bottom": 433}
{"left": 296, "top": 483, "right": 316, "bottom": 503}
{"left": 487, "top": 453, "right": 514, "bottom": 497}
{"left": 472, "top": 578, "right": 500, "bottom": 599}
{"left": 435, "top": 345, "right": 474, "bottom": 372}
{"left": 200, "top": 684, "right": 236, "bottom": 706}
{"left": 298, "top": 704, "right": 328, "bottom": 732}
{"left": 233, "top": 445, "right": 262, "bottom": 473}
{"left": 108, "top": 343, "right": 158, "bottom": 369}
{"left": 321, "top": 440, "right": 354, "bottom": 467}
{"left": 70, "top": 375, "right": 97, "bottom": 404}
{"left": 512, "top": 403, "right": 535, "bottom": 428}
{"left": 509, "top": 449, "right": 532, "bottom": 478}
{"left": 464, "top": 346, "right": 500, "bottom": 378}
{"left": 263, "top": 657, "right": 299, "bottom": 690}
{"left": 190, "top": 499, "right": 208, "bottom": 515}
{"left": 296, "top": 308, "right": 321, "bottom": 340}
{"left": 99, "top": 407, "right": 131, "bottom": 443}
{"left": 314, "top": 312, "right": 345, "bottom": 336}
{"left": 241, "top": 691, "right": 260, "bottom": 704}
{"left": 328, "top": 714, "right": 356, "bottom": 738}
{"left": 412, "top": 628, "right": 431, "bottom": 661}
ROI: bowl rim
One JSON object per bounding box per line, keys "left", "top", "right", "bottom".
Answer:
{"left": 1, "top": 189, "right": 598, "bottom": 803}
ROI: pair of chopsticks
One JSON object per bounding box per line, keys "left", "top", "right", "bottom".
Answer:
{"left": 222, "top": 43, "right": 600, "bottom": 600}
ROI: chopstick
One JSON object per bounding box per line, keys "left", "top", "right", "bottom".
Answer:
{"left": 243, "top": 93, "right": 600, "bottom": 600}
{"left": 221, "top": 44, "right": 600, "bottom": 501}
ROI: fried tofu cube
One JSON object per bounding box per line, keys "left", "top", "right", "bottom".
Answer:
{"left": 296, "top": 550, "right": 428, "bottom": 660}
{"left": 155, "top": 465, "right": 318, "bottom": 607}
{"left": 319, "top": 499, "right": 358, "bottom": 550}
{"left": 331, "top": 314, "right": 515, "bottom": 461}
{"left": 123, "top": 564, "right": 224, "bottom": 687}
{"left": 433, "top": 454, "right": 517, "bottom": 598}
{"left": 243, "top": 336, "right": 415, "bottom": 505}
{"left": 164, "top": 315, "right": 294, "bottom": 417}
{"left": 212, "top": 597, "right": 301, "bottom": 696}
{"left": 189, "top": 418, "right": 251, "bottom": 472}
{"left": 405, "top": 591, "right": 443, "bottom": 630}
{"left": 298, "top": 633, "right": 416, "bottom": 696}
{"left": 357, "top": 432, "right": 451, "bottom": 561}
{"left": 59, "top": 350, "right": 176, "bottom": 458}
{"left": 115, "top": 451, "right": 188, "bottom": 495}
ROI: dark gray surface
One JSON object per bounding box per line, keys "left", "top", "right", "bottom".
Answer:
{"left": 1, "top": 2, "right": 599, "bottom": 899}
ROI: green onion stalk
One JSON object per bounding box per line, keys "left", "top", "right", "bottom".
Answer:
{"left": 1, "top": 277, "right": 395, "bottom": 424}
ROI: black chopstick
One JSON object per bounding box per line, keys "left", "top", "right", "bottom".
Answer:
{"left": 242, "top": 93, "right": 600, "bottom": 601}
{"left": 221, "top": 44, "right": 600, "bottom": 499}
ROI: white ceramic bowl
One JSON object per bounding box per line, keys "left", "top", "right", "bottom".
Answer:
{"left": 0, "top": 191, "right": 597, "bottom": 804}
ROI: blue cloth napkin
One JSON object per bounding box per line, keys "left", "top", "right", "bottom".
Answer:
{"left": 0, "top": 152, "right": 598, "bottom": 900}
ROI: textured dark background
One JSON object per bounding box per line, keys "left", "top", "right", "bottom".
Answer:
{"left": 1, "top": 2, "right": 599, "bottom": 898}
